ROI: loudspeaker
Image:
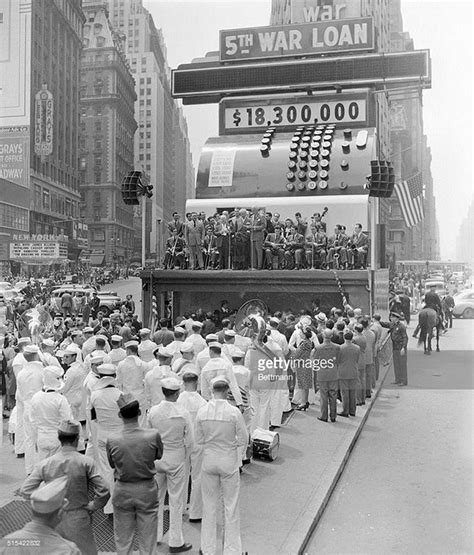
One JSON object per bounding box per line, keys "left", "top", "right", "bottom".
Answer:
{"left": 121, "top": 171, "right": 143, "bottom": 205}
{"left": 368, "top": 161, "right": 395, "bottom": 198}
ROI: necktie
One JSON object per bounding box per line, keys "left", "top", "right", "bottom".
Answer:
{"left": 193, "top": 220, "right": 195, "bottom": 228}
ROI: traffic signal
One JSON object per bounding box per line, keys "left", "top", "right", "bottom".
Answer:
{"left": 367, "top": 160, "right": 395, "bottom": 198}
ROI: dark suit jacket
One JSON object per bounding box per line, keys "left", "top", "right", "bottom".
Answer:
{"left": 351, "top": 232, "right": 369, "bottom": 251}
{"left": 338, "top": 342, "right": 360, "bottom": 379}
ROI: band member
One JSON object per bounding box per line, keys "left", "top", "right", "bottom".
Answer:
{"left": 214, "top": 214, "right": 232, "bottom": 270}
{"left": 264, "top": 225, "right": 286, "bottom": 270}
{"left": 284, "top": 225, "right": 305, "bottom": 270}
{"left": 283, "top": 218, "right": 294, "bottom": 240}
{"left": 249, "top": 207, "right": 265, "bottom": 270}
{"left": 347, "top": 223, "right": 369, "bottom": 269}
{"left": 164, "top": 229, "right": 186, "bottom": 269}
{"left": 230, "top": 209, "right": 249, "bottom": 270}
{"left": 185, "top": 212, "right": 205, "bottom": 270}
{"left": 327, "top": 225, "right": 348, "bottom": 269}
{"left": 264, "top": 212, "right": 274, "bottom": 237}
{"left": 295, "top": 212, "right": 308, "bottom": 237}
{"left": 305, "top": 223, "right": 328, "bottom": 269}
{"left": 311, "top": 212, "right": 327, "bottom": 233}
{"left": 167, "top": 212, "right": 184, "bottom": 238}
{"left": 203, "top": 226, "right": 218, "bottom": 270}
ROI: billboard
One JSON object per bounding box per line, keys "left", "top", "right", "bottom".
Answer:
{"left": 0, "top": 126, "right": 29, "bottom": 187}
{"left": 220, "top": 18, "right": 374, "bottom": 62}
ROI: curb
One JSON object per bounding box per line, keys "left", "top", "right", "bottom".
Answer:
{"left": 295, "top": 360, "right": 393, "bottom": 555}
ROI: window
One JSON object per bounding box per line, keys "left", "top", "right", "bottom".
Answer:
{"left": 43, "top": 189, "right": 50, "bottom": 209}
{"left": 34, "top": 185, "right": 42, "bottom": 207}
{"left": 0, "top": 202, "right": 29, "bottom": 231}
{"left": 94, "top": 192, "right": 101, "bottom": 203}
{"left": 95, "top": 172, "right": 101, "bottom": 183}
{"left": 79, "top": 157, "right": 86, "bottom": 170}
{"left": 94, "top": 139, "right": 102, "bottom": 150}
{"left": 95, "top": 121, "right": 102, "bottom": 132}
{"left": 93, "top": 208, "right": 101, "bottom": 221}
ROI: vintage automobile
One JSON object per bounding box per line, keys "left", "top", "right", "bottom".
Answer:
{"left": 452, "top": 289, "right": 474, "bottom": 319}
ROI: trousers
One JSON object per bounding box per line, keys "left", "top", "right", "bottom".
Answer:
{"left": 57, "top": 509, "right": 97, "bottom": 555}
{"left": 155, "top": 450, "right": 187, "bottom": 547}
{"left": 113, "top": 479, "right": 158, "bottom": 555}
{"left": 357, "top": 368, "right": 366, "bottom": 404}
{"left": 14, "top": 400, "right": 25, "bottom": 455}
{"left": 36, "top": 430, "right": 61, "bottom": 461}
{"left": 23, "top": 404, "right": 37, "bottom": 474}
{"left": 318, "top": 380, "right": 338, "bottom": 421}
{"left": 201, "top": 462, "right": 241, "bottom": 555}
{"left": 249, "top": 389, "right": 271, "bottom": 432}
{"left": 183, "top": 447, "right": 203, "bottom": 519}
{"left": 97, "top": 437, "right": 114, "bottom": 514}
{"left": 393, "top": 349, "right": 407, "bottom": 385}
{"left": 339, "top": 378, "right": 357, "bottom": 416}
{"left": 365, "top": 364, "right": 375, "bottom": 396}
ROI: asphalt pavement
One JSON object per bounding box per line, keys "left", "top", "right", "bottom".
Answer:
{"left": 304, "top": 319, "right": 474, "bottom": 554}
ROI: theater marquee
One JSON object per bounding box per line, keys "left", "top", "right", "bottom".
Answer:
{"left": 220, "top": 17, "right": 374, "bottom": 62}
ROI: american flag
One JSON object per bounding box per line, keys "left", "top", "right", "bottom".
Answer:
{"left": 394, "top": 173, "right": 425, "bottom": 228}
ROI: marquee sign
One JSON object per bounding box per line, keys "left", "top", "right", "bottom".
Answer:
{"left": 9, "top": 241, "right": 68, "bottom": 261}
{"left": 220, "top": 17, "right": 374, "bottom": 62}
{"left": 34, "top": 84, "right": 54, "bottom": 157}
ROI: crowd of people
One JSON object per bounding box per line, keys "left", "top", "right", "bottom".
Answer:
{"left": 0, "top": 291, "right": 409, "bottom": 554}
{"left": 164, "top": 209, "right": 369, "bottom": 271}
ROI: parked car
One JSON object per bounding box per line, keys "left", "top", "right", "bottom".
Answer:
{"left": 96, "top": 291, "right": 122, "bottom": 316}
{"left": 453, "top": 289, "right": 474, "bottom": 319}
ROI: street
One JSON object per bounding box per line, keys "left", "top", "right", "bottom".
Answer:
{"left": 101, "top": 276, "right": 142, "bottom": 320}
{"left": 305, "top": 319, "right": 474, "bottom": 554}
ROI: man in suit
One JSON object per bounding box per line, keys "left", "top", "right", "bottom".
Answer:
{"left": 295, "top": 212, "right": 308, "bottom": 237}
{"left": 167, "top": 212, "right": 184, "bottom": 238}
{"left": 249, "top": 206, "right": 265, "bottom": 270}
{"left": 230, "top": 208, "right": 249, "bottom": 270}
{"left": 264, "top": 225, "right": 286, "bottom": 269}
{"left": 185, "top": 212, "right": 205, "bottom": 270}
{"left": 337, "top": 330, "right": 360, "bottom": 417}
{"left": 214, "top": 214, "right": 232, "bottom": 270}
{"left": 305, "top": 223, "right": 327, "bottom": 269}
{"left": 327, "top": 225, "right": 348, "bottom": 269}
{"left": 313, "top": 329, "right": 340, "bottom": 423}
{"left": 348, "top": 223, "right": 369, "bottom": 269}
{"left": 284, "top": 224, "right": 305, "bottom": 270}
{"left": 164, "top": 229, "right": 186, "bottom": 269}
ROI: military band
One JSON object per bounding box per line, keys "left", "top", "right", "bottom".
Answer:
{"left": 163, "top": 211, "right": 369, "bottom": 271}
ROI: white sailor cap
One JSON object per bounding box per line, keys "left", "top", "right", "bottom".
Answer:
{"left": 316, "top": 312, "right": 327, "bottom": 322}
{"left": 18, "top": 337, "right": 32, "bottom": 346}
{"left": 83, "top": 327, "right": 94, "bottom": 334}
{"left": 42, "top": 338, "right": 56, "bottom": 348}
{"left": 232, "top": 348, "right": 245, "bottom": 358}
{"left": 208, "top": 342, "right": 222, "bottom": 350}
{"left": 97, "top": 363, "right": 116, "bottom": 376}
{"left": 174, "top": 326, "right": 186, "bottom": 335}
{"left": 180, "top": 343, "right": 194, "bottom": 354}
{"left": 191, "top": 321, "right": 203, "bottom": 328}
{"left": 224, "top": 329, "right": 236, "bottom": 337}
{"left": 139, "top": 328, "right": 151, "bottom": 336}
{"left": 24, "top": 344, "right": 40, "bottom": 354}
{"left": 124, "top": 340, "right": 139, "bottom": 348}
{"left": 211, "top": 375, "right": 229, "bottom": 387}
{"left": 90, "top": 351, "right": 108, "bottom": 364}
{"left": 161, "top": 376, "right": 182, "bottom": 391}
{"left": 111, "top": 335, "right": 123, "bottom": 342}
{"left": 157, "top": 345, "right": 174, "bottom": 358}
{"left": 205, "top": 334, "right": 218, "bottom": 342}
{"left": 63, "top": 345, "right": 78, "bottom": 356}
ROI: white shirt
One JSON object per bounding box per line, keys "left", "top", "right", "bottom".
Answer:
{"left": 196, "top": 348, "right": 211, "bottom": 373}
{"left": 138, "top": 339, "right": 158, "bottom": 362}
{"left": 116, "top": 355, "right": 147, "bottom": 403}
{"left": 30, "top": 390, "right": 72, "bottom": 435}
{"left": 172, "top": 357, "right": 198, "bottom": 377}
{"left": 221, "top": 343, "right": 240, "bottom": 362}
{"left": 195, "top": 399, "right": 248, "bottom": 473}
{"left": 167, "top": 340, "right": 186, "bottom": 363}
{"left": 67, "top": 342, "right": 83, "bottom": 363}
{"left": 40, "top": 352, "right": 62, "bottom": 368}
{"left": 90, "top": 381, "right": 122, "bottom": 438}
{"left": 177, "top": 391, "right": 207, "bottom": 423}
{"left": 147, "top": 400, "right": 194, "bottom": 452}
{"left": 62, "top": 362, "right": 87, "bottom": 420}
{"left": 144, "top": 363, "right": 173, "bottom": 409}
{"left": 269, "top": 329, "right": 289, "bottom": 356}
{"left": 184, "top": 333, "right": 207, "bottom": 355}
{"left": 201, "top": 357, "right": 243, "bottom": 406}
{"left": 12, "top": 352, "right": 27, "bottom": 378}
{"left": 16, "top": 362, "right": 45, "bottom": 405}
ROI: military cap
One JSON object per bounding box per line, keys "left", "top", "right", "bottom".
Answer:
{"left": 157, "top": 345, "right": 174, "bottom": 358}
{"left": 117, "top": 393, "right": 139, "bottom": 411}
{"left": 111, "top": 334, "right": 123, "bottom": 342}
{"left": 24, "top": 344, "right": 40, "bottom": 354}
{"left": 205, "top": 333, "right": 218, "bottom": 342}
{"left": 58, "top": 420, "right": 81, "bottom": 435}
{"left": 224, "top": 329, "right": 236, "bottom": 337}
{"left": 97, "top": 363, "right": 116, "bottom": 375}
{"left": 180, "top": 343, "right": 194, "bottom": 354}
{"left": 90, "top": 351, "right": 108, "bottom": 364}
{"left": 18, "top": 337, "right": 32, "bottom": 346}
{"left": 124, "top": 340, "right": 139, "bottom": 349}
{"left": 161, "top": 376, "right": 182, "bottom": 391}
{"left": 231, "top": 348, "right": 245, "bottom": 358}
{"left": 42, "top": 338, "right": 56, "bottom": 348}
{"left": 63, "top": 345, "right": 78, "bottom": 356}
{"left": 139, "top": 328, "right": 151, "bottom": 336}
{"left": 30, "top": 476, "right": 68, "bottom": 514}
{"left": 390, "top": 312, "right": 402, "bottom": 319}
{"left": 83, "top": 327, "right": 94, "bottom": 333}
{"left": 211, "top": 375, "right": 229, "bottom": 387}
{"left": 174, "top": 326, "right": 186, "bottom": 335}
{"left": 208, "top": 342, "right": 222, "bottom": 350}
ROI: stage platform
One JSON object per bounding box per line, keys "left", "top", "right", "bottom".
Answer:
{"left": 141, "top": 268, "right": 371, "bottom": 322}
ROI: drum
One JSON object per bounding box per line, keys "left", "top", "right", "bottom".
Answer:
{"left": 251, "top": 427, "right": 280, "bottom": 461}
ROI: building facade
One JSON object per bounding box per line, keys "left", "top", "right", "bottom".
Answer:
{"left": 0, "top": 0, "right": 85, "bottom": 275}
{"left": 104, "top": 0, "right": 194, "bottom": 263}
{"left": 79, "top": 1, "right": 137, "bottom": 267}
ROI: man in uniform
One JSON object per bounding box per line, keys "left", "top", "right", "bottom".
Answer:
{"left": 382, "top": 312, "right": 408, "bottom": 386}
{"left": 177, "top": 370, "right": 207, "bottom": 521}
{"left": 164, "top": 228, "right": 187, "bottom": 270}
{"left": 137, "top": 328, "right": 158, "bottom": 362}
{"left": 195, "top": 376, "right": 247, "bottom": 555}
{"left": 90, "top": 363, "right": 122, "bottom": 515}
{"left": 107, "top": 394, "right": 163, "bottom": 555}
{"left": 16, "top": 344, "right": 45, "bottom": 474}
{"left": 172, "top": 343, "right": 197, "bottom": 376}
{"left": 30, "top": 366, "right": 72, "bottom": 461}
{"left": 200, "top": 342, "right": 243, "bottom": 407}
{"left": 116, "top": 341, "right": 148, "bottom": 425}
{"left": 0, "top": 477, "right": 80, "bottom": 554}
{"left": 167, "top": 327, "right": 187, "bottom": 363}
{"left": 144, "top": 346, "right": 174, "bottom": 409}
{"left": 21, "top": 420, "right": 109, "bottom": 555}
{"left": 352, "top": 324, "right": 367, "bottom": 406}
{"left": 147, "top": 377, "right": 194, "bottom": 553}
{"left": 108, "top": 334, "right": 126, "bottom": 367}
{"left": 183, "top": 321, "right": 206, "bottom": 355}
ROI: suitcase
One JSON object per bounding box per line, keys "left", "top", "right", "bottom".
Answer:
{"left": 251, "top": 427, "right": 280, "bottom": 461}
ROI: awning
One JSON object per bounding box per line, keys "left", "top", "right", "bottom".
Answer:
{"left": 90, "top": 254, "right": 105, "bottom": 266}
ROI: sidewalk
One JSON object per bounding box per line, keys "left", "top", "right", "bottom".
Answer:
{"left": 0, "top": 362, "right": 391, "bottom": 554}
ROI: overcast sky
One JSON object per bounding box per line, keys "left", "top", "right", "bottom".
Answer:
{"left": 144, "top": 0, "right": 473, "bottom": 261}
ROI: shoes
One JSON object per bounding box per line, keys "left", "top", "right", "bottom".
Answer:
{"left": 16, "top": 454, "right": 25, "bottom": 458}
{"left": 189, "top": 518, "right": 202, "bottom": 523}
{"left": 337, "top": 412, "right": 349, "bottom": 417}
{"left": 169, "top": 544, "right": 192, "bottom": 553}
{"left": 296, "top": 402, "right": 309, "bottom": 411}
{"left": 330, "top": 419, "right": 336, "bottom": 423}
{"left": 242, "top": 459, "right": 251, "bottom": 466}
{"left": 397, "top": 383, "right": 407, "bottom": 386}
{"left": 317, "top": 417, "right": 327, "bottom": 422}
{"left": 269, "top": 425, "right": 280, "bottom": 431}
{"left": 349, "top": 413, "right": 356, "bottom": 417}
{"left": 391, "top": 382, "right": 400, "bottom": 385}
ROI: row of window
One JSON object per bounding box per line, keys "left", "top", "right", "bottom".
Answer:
{"left": 0, "top": 202, "right": 29, "bottom": 232}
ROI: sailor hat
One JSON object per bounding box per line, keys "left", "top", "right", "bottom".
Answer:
{"left": 139, "top": 328, "right": 151, "bottom": 336}
{"left": 58, "top": 420, "right": 81, "bottom": 436}
{"left": 111, "top": 335, "right": 123, "bottom": 342}
{"left": 124, "top": 340, "right": 139, "bottom": 348}
{"left": 24, "top": 344, "right": 40, "bottom": 354}
{"left": 157, "top": 345, "right": 174, "bottom": 358}
{"left": 97, "top": 363, "right": 116, "bottom": 376}
{"left": 211, "top": 375, "right": 229, "bottom": 387}
{"left": 224, "top": 329, "right": 236, "bottom": 337}
{"left": 161, "top": 376, "right": 182, "bottom": 391}
{"left": 180, "top": 343, "right": 194, "bottom": 354}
